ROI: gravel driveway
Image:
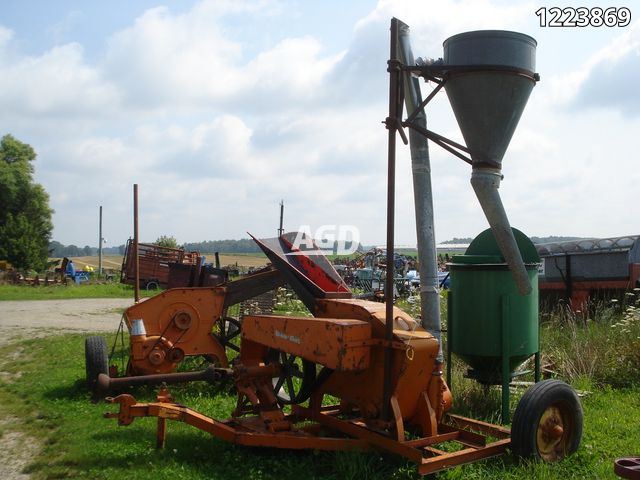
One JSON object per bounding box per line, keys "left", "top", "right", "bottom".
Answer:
{"left": 0, "top": 297, "right": 133, "bottom": 346}
{"left": 0, "top": 297, "right": 135, "bottom": 478}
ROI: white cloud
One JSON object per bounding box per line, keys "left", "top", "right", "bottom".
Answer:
{"left": 46, "top": 10, "right": 83, "bottom": 45}
{"left": 0, "top": 26, "right": 12, "bottom": 48}
{"left": 102, "top": 4, "right": 345, "bottom": 111}
{"left": 103, "top": 5, "right": 244, "bottom": 106}
{"left": 1, "top": 0, "right": 638, "bottom": 247}
{"left": 0, "top": 38, "right": 120, "bottom": 117}
{"left": 244, "top": 36, "right": 343, "bottom": 102}
{"left": 566, "top": 24, "right": 640, "bottom": 116}
{"left": 357, "top": 0, "right": 534, "bottom": 41}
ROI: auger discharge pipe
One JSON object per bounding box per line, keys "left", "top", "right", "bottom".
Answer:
{"left": 471, "top": 168, "right": 532, "bottom": 295}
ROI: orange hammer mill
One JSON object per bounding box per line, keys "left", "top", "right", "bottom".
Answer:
{"left": 103, "top": 233, "right": 582, "bottom": 476}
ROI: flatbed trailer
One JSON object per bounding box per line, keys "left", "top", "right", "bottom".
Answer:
{"left": 120, "top": 239, "right": 200, "bottom": 289}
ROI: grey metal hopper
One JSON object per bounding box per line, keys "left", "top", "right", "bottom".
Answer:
{"left": 443, "top": 31, "right": 537, "bottom": 168}
{"left": 443, "top": 30, "right": 538, "bottom": 295}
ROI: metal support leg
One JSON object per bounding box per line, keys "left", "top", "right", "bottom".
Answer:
{"left": 535, "top": 311, "right": 541, "bottom": 383}
{"left": 501, "top": 296, "right": 510, "bottom": 423}
{"left": 446, "top": 292, "right": 452, "bottom": 392}
{"left": 157, "top": 417, "right": 167, "bottom": 449}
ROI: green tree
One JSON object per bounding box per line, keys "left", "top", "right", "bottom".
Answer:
{"left": 155, "top": 235, "right": 178, "bottom": 249}
{"left": 0, "top": 134, "right": 53, "bottom": 271}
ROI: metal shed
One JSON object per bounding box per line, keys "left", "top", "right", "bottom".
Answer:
{"left": 536, "top": 235, "right": 640, "bottom": 308}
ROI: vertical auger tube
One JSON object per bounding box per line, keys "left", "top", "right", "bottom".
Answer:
{"left": 397, "top": 20, "right": 443, "bottom": 362}
{"left": 471, "top": 168, "right": 532, "bottom": 295}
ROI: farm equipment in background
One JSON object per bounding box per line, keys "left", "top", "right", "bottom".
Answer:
{"left": 120, "top": 239, "right": 207, "bottom": 290}
{"left": 99, "top": 18, "right": 583, "bottom": 476}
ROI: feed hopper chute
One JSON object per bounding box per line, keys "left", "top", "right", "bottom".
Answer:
{"left": 443, "top": 30, "right": 538, "bottom": 295}
{"left": 395, "top": 24, "right": 539, "bottom": 369}
{"left": 249, "top": 231, "right": 351, "bottom": 312}
{"left": 443, "top": 31, "right": 537, "bottom": 169}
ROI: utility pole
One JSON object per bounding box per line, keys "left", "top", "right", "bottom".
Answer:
{"left": 278, "top": 200, "right": 284, "bottom": 236}
{"left": 98, "top": 206, "right": 103, "bottom": 276}
{"left": 134, "top": 185, "right": 140, "bottom": 303}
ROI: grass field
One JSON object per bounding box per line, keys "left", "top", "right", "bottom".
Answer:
{"left": 1, "top": 286, "right": 638, "bottom": 478}
{"left": 0, "top": 283, "right": 154, "bottom": 301}
{"left": 0, "top": 333, "right": 637, "bottom": 479}
{"left": 2, "top": 252, "right": 270, "bottom": 301}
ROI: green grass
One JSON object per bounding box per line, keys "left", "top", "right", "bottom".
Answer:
{"left": 0, "top": 283, "right": 156, "bottom": 301}
{"left": 1, "top": 289, "right": 638, "bottom": 478}
{"left": 0, "top": 333, "right": 637, "bottom": 479}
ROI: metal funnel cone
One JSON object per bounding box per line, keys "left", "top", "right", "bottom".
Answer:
{"left": 443, "top": 30, "right": 537, "bottom": 167}
{"left": 445, "top": 73, "right": 535, "bottom": 167}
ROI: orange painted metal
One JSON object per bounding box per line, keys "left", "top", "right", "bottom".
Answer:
{"left": 125, "top": 288, "right": 228, "bottom": 374}
{"left": 241, "top": 315, "right": 372, "bottom": 371}
{"left": 119, "top": 267, "right": 284, "bottom": 376}
{"left": 309, "top": 298, "right": 446, "bottom": 435}
{"left": 279, "top": 235, "right": 350, "bottom": 293}
{"left": 106, "top": 391, "right": 511, "bottom": 476}
{"left": 104, "top": 295, "right": 515, "bottom": 476}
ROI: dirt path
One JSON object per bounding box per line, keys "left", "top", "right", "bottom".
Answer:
{"left": 0, "top": 298, "right": 133, "bottom": 346}
{"left": 0, "top": 297, "right": 134, "bottom": 478}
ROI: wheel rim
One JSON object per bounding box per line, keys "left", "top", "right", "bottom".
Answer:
{"left": 222, "top": 318, "right": 241, "bottom": 352}
{"left": 536, "top": 404, "right": 571, "bottom": 461}
{"left": 267, "top": 350, "right": 314, "bottom": 405}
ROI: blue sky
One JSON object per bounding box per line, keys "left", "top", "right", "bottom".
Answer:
{"left": 1, "top": 0, "right": 638, "bottom": 248}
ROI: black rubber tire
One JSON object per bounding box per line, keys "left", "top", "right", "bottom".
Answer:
{"left": 511, "top": 379, "right": 583, "bottom": 461}
{"left": 85, "top": 336, "right": 109, "bottom": 392}
{"left": 145, "top": 281, "right": 159, "bottom": 290}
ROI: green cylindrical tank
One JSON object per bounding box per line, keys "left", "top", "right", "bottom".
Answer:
{"left": 448, "top": 228, "right": 540, "bottom": 384}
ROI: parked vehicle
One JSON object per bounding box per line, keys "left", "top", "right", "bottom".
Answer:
{"left": 120, "top": 239, "right": 201, "bottom": 289}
